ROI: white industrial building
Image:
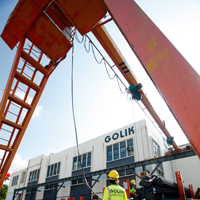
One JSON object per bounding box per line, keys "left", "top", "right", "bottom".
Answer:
{"left": 6, "top": 119, "right": 200, "bottom": 200}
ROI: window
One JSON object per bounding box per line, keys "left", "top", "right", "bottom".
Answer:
{"left": 77, "top": 156, "right": 81, "bottom": 169}
{"left": 113, "top": 143, "right": 119, "bottom": 160}
{"left": 107, "top": 139, "right": 134, "bottom": 162}
{"left": 120, "top": 141, "right": 126, "bottom": 158}
{"left": 127, "top": 139, "right": 134, "bottom": 156}
{"left": 118, "top": 169, "right": 135, "bottom": 176}
{"left": 73, "top": 157, "right": 77, "bottom": 170}
{"left": 28, "top": 169, "right": 39, "bottom": 182}
{"left": 72, "top": 152, "right": 91, "bottom": 171}
{"left": 107, "top": 146, "right": 112, "bottom": 161}
{"left": 82, "top": 154, "right": 86, "bottom": 167}
{"left": 87, "top": 152, "right": 91, "bottom": 166}
{"left": 47, "top": 162, "right": 60, "bottom": 177}
{"left": 11, "top": 175, "right": 19, "bottom": 186}
{"left": 153, "top": 140, "right": 161, "bottom": 157}
{"left": 71, "top": 178, "right": 89, "bottom": 185}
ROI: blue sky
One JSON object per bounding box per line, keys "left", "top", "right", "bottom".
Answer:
{"left": 0, "top": 0, "right": 200, "bottom": 175}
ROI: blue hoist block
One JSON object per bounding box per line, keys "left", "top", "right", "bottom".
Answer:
{"left": 129, "top": 83, "right": 142, "bottom": 101}
{"left": 166, "top": 137, "right": 174, "bottom": 145}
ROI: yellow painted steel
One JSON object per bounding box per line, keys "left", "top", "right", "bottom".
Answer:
{"left": 92, "top": 23, "right": 179, "bottom": 151}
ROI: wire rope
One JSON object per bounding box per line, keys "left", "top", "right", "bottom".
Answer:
{"left": 103, "top": 59, "right": 116, "bottom": 80}
{"left": 74, "top": 32, "right": 127, "bottom": 93}
{"left": 74, "top": 29, "right": 169, "bottom": 144}
{"left": 84, "top": 36, "right": 91, "bottom": 53}
{"left": 70, "top": 36, "right": 99, "bottom": 198}
{"left": 72, "top": 30, "right": 171, "bottom": 190}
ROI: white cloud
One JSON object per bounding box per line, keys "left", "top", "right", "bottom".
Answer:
{"left": 3, "top": 154, "right": 28, "bottom": 186}
{"left": 14, "top": 91, "right": 43, "bottom": 118}
{"left": 10, "top": 154, "right": 28, "bottom": 172}
{"left": 33, "top": 105, "right": 43, "bottom": 118}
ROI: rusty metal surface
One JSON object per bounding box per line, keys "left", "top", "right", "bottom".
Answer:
{"left": 26, "top": 12, "right": 72, "bottom": 62}
{"left": 1, "top": 0, "right": 49, "bottom": 49}
{"left": 175, "top": 171, "right": 186, "bottom": 200}
{"left": 55, "top": 0, "right": 107, "bottom": 35}
{"left": 103, "top": 0, "right": 200, "bottom": 158}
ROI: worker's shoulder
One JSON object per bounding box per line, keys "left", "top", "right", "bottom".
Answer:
{"left": 108, "top": 184, "right": 125, "bottom": 191}
{"left": 118, "top": 185, "right": 126, "bottom": 192}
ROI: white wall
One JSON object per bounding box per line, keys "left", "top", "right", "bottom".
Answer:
{"left": 171, "top": 151, "right": 200, "bottom": 192}
{"left": 6, "top": 120, "right": 200, "bottom": 200}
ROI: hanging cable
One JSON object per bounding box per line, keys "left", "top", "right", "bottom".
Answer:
{"left": 103, "top": 59, "right": 115, "bottom": 80}
{"left": 75, "top": 31, "right": 84, "bottom": 43}
{"left": 84, "top": 36, "right": 91, "bottom": 53}
{"left": 74, "top": 29, "right": 169, "bottom": 144}
{"left": 91, "top": 43, "right": 103, "bottom": 64}
{"left": 70, "top": 35, "right": 100, "bottom": 198}
{"left": 74, "top": 30, "right": 128, "bottom": 94}
{"left": 134, "top": 99, "right": 168, "bottom": 147}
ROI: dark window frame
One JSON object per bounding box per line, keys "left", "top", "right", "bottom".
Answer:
{"left": 72, "top": 152, "right": 91, "bottom": 171}
{"left": 107, "top": 138, "right": 134, "bottom": 162}
{"left": 46, "top": 162, "right": 61, "bottom": 178}
{"left": 11, "top": 175, "right": 19, "bottom": 186}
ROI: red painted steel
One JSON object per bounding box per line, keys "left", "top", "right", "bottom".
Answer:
{"left": 92, "top": 24, "right": 179, "bottom": 151}
{"left": 175, "top": 171, "right": 186, "bottom": 200}
{"left": 123, "top": 179, "right": 130, "bottom": 197}
{"left": 0, "top": 37, "right": 55, "bottom": 187}
{"left": 55, "top": 0, "right": 107, "bottom": 35}
{"left": 25, "top": 12, "right": 72, "bottom": 62}
{"left": 103, "top": 0, "right": 200, "bottom": 158}
{"left": 189, "top": 184, "right": 195, "bottom": 198}
{"left": 1, "top": 0, "right": 49, "bottom": 49}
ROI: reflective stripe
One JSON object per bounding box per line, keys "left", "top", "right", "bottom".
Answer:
{"left": 106, "top": 187, "right": 111, "bottom": 199}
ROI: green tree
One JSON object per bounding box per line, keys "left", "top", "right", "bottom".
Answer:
{"left": 0, "top": 184, "right": 8, "bottom": 200}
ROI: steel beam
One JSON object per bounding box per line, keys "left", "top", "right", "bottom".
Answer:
{"left": 92, "top": 23, "right": 179, "bottom": 151}
{"left": 14, "top": 149, "right": 196, "bottom": 192}
{"left": 102, "top": 0, "right": 200, "bottom": 158}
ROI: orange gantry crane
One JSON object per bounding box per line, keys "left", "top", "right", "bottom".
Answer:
{"left": 0, "top": 0, "right": 200, "bottom": 188}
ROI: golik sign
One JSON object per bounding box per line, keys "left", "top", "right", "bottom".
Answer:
{"left": 105, "top": 126, "right": 134, "bottom": 143}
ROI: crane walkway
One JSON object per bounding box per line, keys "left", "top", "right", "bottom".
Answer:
{"left": 0, "top": 38, "right": 55, "bottom": 188}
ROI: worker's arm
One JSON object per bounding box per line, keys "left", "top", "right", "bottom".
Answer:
{"left": 92, "top": 192, "right": 102, "bottom": 200}
{"left": 130, "top": 187, "right": 136, "bottom": 194}
{"left": 130, "top": 187, "right": 138, "bottom": 196}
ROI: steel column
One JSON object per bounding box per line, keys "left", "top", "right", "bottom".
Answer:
{"left": 53, "top": 183, "right": 58, "bottom": 200}
{"left": 87, "top": 177, "right": 92, "bottom": 200}
{"left": 175, "top": 171, "right": 186, "bottom": 200}
{"left": 188, "top": 184, "right": 194, "bottom": 198}
{"left": 151, "top": 162, "right": 161, "bottom": 175}
{"left": 12, "top": 190, "right": 17, "bottom": 200}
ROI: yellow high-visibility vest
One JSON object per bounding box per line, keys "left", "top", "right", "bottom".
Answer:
{"left": 103, "top": 184, "right": 127, "bottom": 200}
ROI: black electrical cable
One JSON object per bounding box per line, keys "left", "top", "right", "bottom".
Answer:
{"left": 74, "top": 29, "right": 169, "bottom": 160}
{"left": 70, "top": 38, "right": 99, "bottom": 198}
{"left": 74, "top": 29, "right": 167, "bottom": 142}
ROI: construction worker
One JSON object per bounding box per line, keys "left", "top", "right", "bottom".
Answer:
{"left": 129, "top": 180, "right": 138, "bottom": 198}
{"left": 102, "top": 170, "right": 127, "bottom": 200}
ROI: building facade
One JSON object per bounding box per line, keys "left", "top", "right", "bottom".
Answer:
{"left": 6, "top": 119, "right": 200, "bottom": 200}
